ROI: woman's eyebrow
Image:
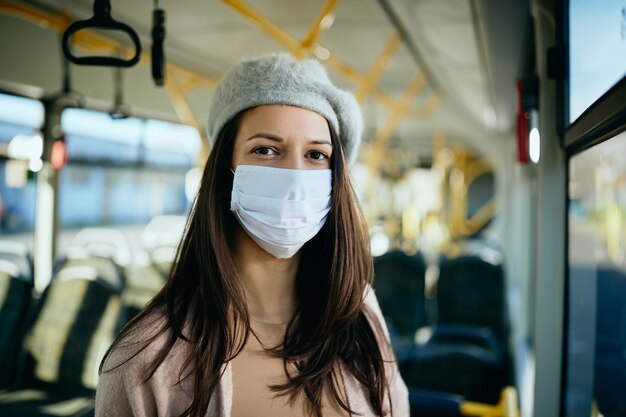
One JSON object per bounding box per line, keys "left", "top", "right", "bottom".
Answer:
{"left": 309, "top": 139, "right": 332, "bottom": 146}
{"left": 246, "top": 133, "right": 332, "bottom": 146}
{"left": 246, "top": 132, "right": 284, "bottom": 142}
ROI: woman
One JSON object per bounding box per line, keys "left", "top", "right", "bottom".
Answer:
{"left": 96, "top": 53, "right": 409, "bottom": 417}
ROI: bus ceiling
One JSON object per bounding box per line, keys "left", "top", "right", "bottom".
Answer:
{"left": 0, "top": 0, "right": 531, "bottom": 167}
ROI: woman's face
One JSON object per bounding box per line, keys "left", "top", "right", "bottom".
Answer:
{"left": 231, "top": 105, "right": 333, "bottom": 171}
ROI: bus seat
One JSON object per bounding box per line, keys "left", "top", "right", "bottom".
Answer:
{"left": 425, "top": 324, "right": 504, "bottom": 360}
{"left": 121, "top": 218, "right": 181, "bottom": 318}
{"left": 141, "top": 215, "right": 183, "bottom": 278}
{"left": 0, "top": 262, "right": 33, "bottom": 389}
{"left": 410, "top": 388, "right": 463, "bottom": 416}
{"left": 123, "top": 261, "right": 168, "bottom": 319}
{"left": 54, "top": 251, "right": 125, "bottom": 293}
{"left": 594, "top": 266, "right": 626, "bottom": 417}
{"left": 141, "top": 215, "right": 186, "bottom": 254}
{"left": 0, "top": 270, "right": 126, "bottom": 416}
{"left": 436, "top": 248, "right": 508, "bottom": 341}
{"left": 403, "top": 325, "right": 506, "bottom": 404}
{"left": 410, "top": 386, "right": 520, "bottom": 417}
{"left": 373, "top": 251, "right": 428, "bottom": 348}
{"left": 0, "top": 241, "right": 34, "bottom": 389}
{"left": 147, "top": 244, "right": 176, "bottom": 278}
{"left": 120, "top": 217, "right": 182, "bottom": 320}
{"left": 70, "top": 227, "right": 133, "bottom": 271}
{"left": 0, "top": 241, "right": 33, "bottom": 280}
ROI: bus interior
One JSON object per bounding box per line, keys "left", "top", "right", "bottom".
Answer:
{"left": 0, "top": 0, "right": 625, "bottom": 416}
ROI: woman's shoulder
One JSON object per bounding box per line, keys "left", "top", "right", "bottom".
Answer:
{"left": 101, "top": 309, "right": 174, "bottom": 374}
{"left": 360, "top": 284, "right": 411, "bottom": 416}
{"left": 361, "top": 284, "right": 390, "bottom": 340}
{"left": 96, "top": 310, "right": 195, "bottom": 417}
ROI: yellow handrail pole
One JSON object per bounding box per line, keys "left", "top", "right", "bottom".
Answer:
{"left": 448, "top": 148, "right": 467, "bottom": 238}
{"left": 300, "top": 0, "right": 341, "bottom": 52}
{"left": 368, "top": 71, "right": 427, "bottom": 171}
{"left": 224, "top": 0, "right": 373, "bottom": 90}
{"left": 464, "top": 198, "right": 496, "bottom": 233}
{"left": 465, "top": 160, "right": 494, "bottom": 184}
{"left": 222, "top": 0, "right": 302, "bottom": 52}
{"left": 411, "top": 91, "right": 443, "bottom": 118}
{"left": 459, "top": 158, "right": 496, "bottom": 235}
{"left": 431, "top": 129, "right": 448, "bottom": 243}
{"left": 164, "top": 71, "right": 209, "bottom": 164}
{"left": 501, "top": 386, "right": 520, "bottom": 417}
{"left": 0, "top": 1, "right": 68, "bottom": 32}
{"left": 222, "top": 0, "right": 441, "bottom": 131}
{"left": 371, "top": 90, "right": 398, "bottom": 110}
{"left": 224, "top": 0, "right": 356, "bottom": 87}
{"left": 381, "top": 70, "right": 427, "bottom": 141}
{"left": 372, "top": 87, "right": 441, "bottom": 118}
{"left": 356, "top": 32, "right": 402, "bottom": 103}
{"left": 460, "top": 387, "right": 521, "bottom": 417}
{"left": 324, "top": 53, "right": 370, "bottom": 84}
{"left": 222, "top": 0, "right": 414, "bottom": 116}
{"left": 177, "top": 74, "right": 220, "bottom": 94}
{"left": 460, "top": 401, "right": 499, "bottom": 417}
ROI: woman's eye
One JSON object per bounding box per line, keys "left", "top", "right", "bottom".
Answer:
{"left": 308, "top": 151, "right": 329, "bottom": 160}
{"left": 252, "top": 146, "right": 276, "bottom": 156}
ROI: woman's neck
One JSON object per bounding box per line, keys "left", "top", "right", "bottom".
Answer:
{"left": 234, "top": 227, "right": 299, "bottom": 325}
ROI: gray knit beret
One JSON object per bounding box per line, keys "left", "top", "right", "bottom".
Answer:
{"left": 207, "top": 53, "right": 362, "bottom": 164}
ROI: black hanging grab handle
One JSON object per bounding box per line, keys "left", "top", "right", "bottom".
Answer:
{"left": 62, "top": 0, "right": 141, "bottom": 67}
{"left": 151, "top": 6, "right": 166, "bottom": 86}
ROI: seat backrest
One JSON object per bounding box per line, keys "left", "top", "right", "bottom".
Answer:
{"left": 593, "top": 266, "right": 626, "bottom": 416}
{"left": 409, "top": 388, "right": 463, "bottom": 417}
{"left": 373, "top": 251, "right": 427, "bottom": 337}
{"left": 0, "top": 240, "right": 33, "bottom": 283}
{"left": 595, "top": 266, "right": 626, "bottom": 346}
{"left": 21, "top": 272, "right": 125, "bottom": 392}
{"left": 0, "top": 263, "right": 33, "bottom": 388}
{"left": 54, "top": 252, "right": 126, "bottom": 292}
{"left": 406, "top": 340, "right": 505, "bottom": 404}
{"left": 70, "top": 227, "right": 133, "bottom": 270}
{"left": 123, "top": 262, "right": 168, "bottom": 320}
{"left": 436, "top": 250, "right": 507, "bottom": 339}
{"left": 0, "top": 241, "right": 34, "bottom": 389}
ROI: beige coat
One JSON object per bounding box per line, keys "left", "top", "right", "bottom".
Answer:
{"left": 95, "top": 287, "right": 409, "bottom": 416}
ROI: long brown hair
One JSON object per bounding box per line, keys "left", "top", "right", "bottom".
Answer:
{"left": 100, "top": 112, "right": 390, "bottom": 416}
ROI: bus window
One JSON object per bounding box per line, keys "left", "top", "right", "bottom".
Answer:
{"left": 57, "top": 108, "right": 200, "bottom": 270}
{"left": 0, "top": 93, "right": 44, "bottom": 250}
{"left": 565, "top": 129, "right": 626, "bottom": 417}
{"left": 568, "top": 0, "right": 626, "bottom": 123}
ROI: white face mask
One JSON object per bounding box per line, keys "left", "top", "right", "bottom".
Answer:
{"left": 230, "top": 165, "right": 332, "bottom": 259}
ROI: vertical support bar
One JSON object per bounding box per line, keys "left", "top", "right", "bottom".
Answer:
{"left": 33, "top": 163, "right": 56, "bottom": 293}
{"left": 530, "top": 1, "right": 565, "bottom": 417}
{"left": 33, "top": 97, "right": 66, "bottom": 293}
